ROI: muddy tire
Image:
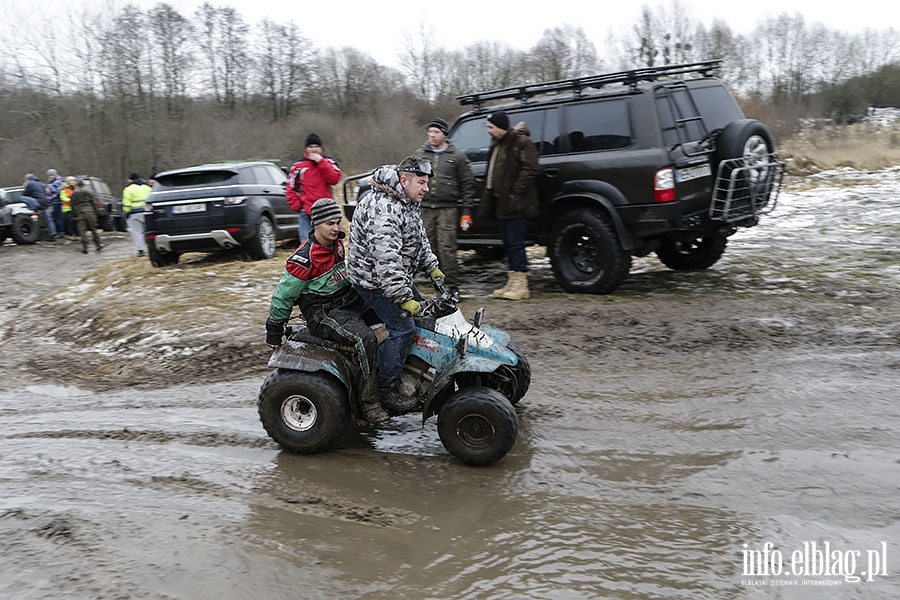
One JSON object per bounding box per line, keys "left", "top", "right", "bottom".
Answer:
{"left": 11, "top": 214, "right": 39, "bottom": 244}
{"left": 491, "top": 343, "right": 531, "bottom": 405}
{"left": 148, "top": 242, "right": 179, "bottom": 267}
{"left": 244, "top": 215, "right": 277, "bottom": 260}
{"left": 655, "top": 234, "right": 728, "bottom": 271}
{"left": 549, "top": 209, "right": 631, "bottom": 294}
{"left": 258, "top": 369, "right": 350, "bottom": 454}
{"left": 437, "top": 387, "right": 518, "bottom": 466}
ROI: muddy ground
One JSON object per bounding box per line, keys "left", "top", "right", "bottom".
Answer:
{"left": 1, "top": 169, "right": 898, "bottom": 598}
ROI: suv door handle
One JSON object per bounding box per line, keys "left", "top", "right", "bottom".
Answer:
{"left": 544, "top": 169, "right": 560, "bottom": 177}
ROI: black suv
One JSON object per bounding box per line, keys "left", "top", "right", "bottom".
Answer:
{"left": 345, "top": 60, "right": 783, "bottom": 294}
{"left": 143, "top": 161, "right": 296, "bottom": 267}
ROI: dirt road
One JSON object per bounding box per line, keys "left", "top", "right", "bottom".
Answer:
{"left": 1, "top": 169, "right": 898, "bottom": 598}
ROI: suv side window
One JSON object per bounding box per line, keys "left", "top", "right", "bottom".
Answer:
{"left": 563, "top": 99, "right": 632, "bottom": 152}
{"left": 251, "top": 165, "right": 284, "bottom": 185}
{"left": 512, "top": 108, "right": 561, "bottom": 156}
{"left": 451, "top": 107, "right": 561, "bottom": 163}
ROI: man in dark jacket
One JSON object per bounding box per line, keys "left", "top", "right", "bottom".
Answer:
{"left": 20, "top": 174, "right": 49, "bottom": 211}
{"left": 266, "top": 199, "right": 389, "bottom": 425}
{"left": 479, "top": 110, "right": 539, "bottom": 300}
{"left": 413, "top": 117, "right": 476, "bottom": 284}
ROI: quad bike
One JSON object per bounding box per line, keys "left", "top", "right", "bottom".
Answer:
{"left": 258, "top": 281, "right": 530, "bottom": 466}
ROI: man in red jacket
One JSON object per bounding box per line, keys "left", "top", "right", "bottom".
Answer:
{"left": 286, "top": 133, "right": 342, "bottom": 243}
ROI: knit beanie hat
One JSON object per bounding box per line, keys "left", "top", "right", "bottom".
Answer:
{"left": 487, "top": 110, "right": 509, "bottom": 130}
{"left": 129, "top": 172, "right": 141, "bottom": 180}
{"left": 309, "top": 198, "right": 343, "bottom": 226}
{"left": 305, "top": 133, "right": 322, "bottom": 147}
{"left": 427, "top": 118, "right": 449, "bottom": 135}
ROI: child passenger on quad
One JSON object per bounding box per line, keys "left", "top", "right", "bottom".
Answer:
{"left": 265, "top": 198, "right": 390, "bottom": 425}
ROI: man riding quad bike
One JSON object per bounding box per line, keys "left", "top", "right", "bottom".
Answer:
{"left": 258, "top": 279, "right": 530, "bottom": 466}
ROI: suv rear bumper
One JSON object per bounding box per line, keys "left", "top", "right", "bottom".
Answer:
{"left": 152, "top": 229, "right": 241, "bottom": 252}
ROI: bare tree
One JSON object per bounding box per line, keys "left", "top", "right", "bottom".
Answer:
{"left": 255, "top": 19, "right": 316, "bottom": 121}
{"left": 148, "top": 3, "right": 193, "bottom": 119}
{"left": 194, "top": 4, "right": 249, "bottom": 108}
{"left": 527, "top": 25, "right": 600, "bottom": 82}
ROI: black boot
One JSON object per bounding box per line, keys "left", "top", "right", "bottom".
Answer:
{"left": 81, "top": 241, "right": 88, "bottom": 254}
{"left": 95, "top": 239, "right": 103, "bottom": 252}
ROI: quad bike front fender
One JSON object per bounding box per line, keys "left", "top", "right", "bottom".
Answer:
{"left": 267, "top": 340, "right": 354, "bottom": 392}
{"left": 421, "top": 341, "right": 519, "bottom": 422}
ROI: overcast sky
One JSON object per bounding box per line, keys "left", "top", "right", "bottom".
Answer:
{"left": 6, "top": 0, "right": 895, "bottom": 68}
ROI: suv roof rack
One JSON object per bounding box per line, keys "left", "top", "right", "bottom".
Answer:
{"left": 457, "top": 60, "right": 722, "bottom": 109}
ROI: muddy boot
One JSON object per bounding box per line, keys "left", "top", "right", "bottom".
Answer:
{"left": 492, "top": 271, "right": 514, "bottom": 298}
{"left": 95, "top": 237, "right": 103, "bottom": 252}
{"left": 361, "top": 401, "right": 390, "bottom": 425}
{"left": 381, "top": 389, "right": 418, "bottom": 415}
{"left": 81, "top": 241, "right": 88, "bottom": 254}
{"left": 499, "top": 271, "right": 530, "bottom": 300}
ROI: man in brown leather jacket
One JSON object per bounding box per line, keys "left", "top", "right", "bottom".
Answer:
{"left": 479, "top": 110, "right": 539, "bottom": 300}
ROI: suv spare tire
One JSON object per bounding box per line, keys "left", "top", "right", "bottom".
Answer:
{"left": 549, "top": 209, "right": 631, "bottom": 295}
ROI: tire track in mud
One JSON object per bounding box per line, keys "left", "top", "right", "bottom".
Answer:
{"left": 10, "top": 427, "right": 271, "bottom": 448}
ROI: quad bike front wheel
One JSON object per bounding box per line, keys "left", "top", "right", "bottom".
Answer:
{"left": 437, "top": 387, "right": 518, "bottom": 466}
{"left": 258, "top": 369, "right": 350, "bottom": 454}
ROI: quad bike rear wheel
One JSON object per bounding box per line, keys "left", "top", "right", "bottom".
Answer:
{"left": 437, "top": 386, "right": 518, "bottom": 466}
{"left": 258, "top": 369, "right": 350, "bottom": 454}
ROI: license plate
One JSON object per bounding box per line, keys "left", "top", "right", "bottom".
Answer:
{"left": 172, "top": 203, "right": 206, "bottom": 214}
{"left": 676, "top": 163, "right": 712, "bottom": 183}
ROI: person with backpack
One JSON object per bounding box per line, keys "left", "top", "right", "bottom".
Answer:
{"left": 286, "top": 133, "right": 342, "bottom": 243}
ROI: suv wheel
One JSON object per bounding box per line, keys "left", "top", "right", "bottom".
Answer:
{"left": 245, "top": 215, "right": 277, "bottom": 260}
{"left": 655, "top": 234, "right": 728, "bottom": 271}
{"left": 148, "top": 242, "right": 179, "bottom": 267}
{"left": 11, "top": 214, "right": 39, "bottom": 244}
{"left": 549, "top": 209, "right": 631, "bottom": 294}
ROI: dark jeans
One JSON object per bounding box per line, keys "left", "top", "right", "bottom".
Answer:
{"left": 498, "top": 217, "right": 529, "bottom": 272}
{"left": 354, "top": 285, "right": 423, "bottom": 393}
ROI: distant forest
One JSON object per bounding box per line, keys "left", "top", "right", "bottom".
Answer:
{"left": 0, "top": 1, "right": 897, "bottom": 191}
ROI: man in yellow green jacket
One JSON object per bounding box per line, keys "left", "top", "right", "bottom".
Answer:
{"left": 122, "top": 172, "right": 152, "bottom": 257}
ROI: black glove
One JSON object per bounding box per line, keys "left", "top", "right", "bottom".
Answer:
{"left": 266, "top": 318, "right": 286, "bottom": 346}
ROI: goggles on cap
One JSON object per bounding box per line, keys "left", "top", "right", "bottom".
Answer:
{"left": 397, "top": 160, "right": 433, "bottom": 177}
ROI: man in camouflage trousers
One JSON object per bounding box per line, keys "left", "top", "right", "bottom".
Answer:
{"left": 69, "top": 178, "right": 103, "bottom": 254}
{"left": 413, "top": 117, "right": 476, "bottom": 284}
{"left": 347, "top": 157, "right": 444, "bottom": 414}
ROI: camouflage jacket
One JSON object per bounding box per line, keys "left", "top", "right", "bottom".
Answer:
{"left": 347, "top": 165, "right": 439, "bottom": 304}
{"left": 69, "top": 189, "right": 97, "bottom": 215}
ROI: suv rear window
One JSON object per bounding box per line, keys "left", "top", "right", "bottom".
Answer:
{"left": 656, "top": 82, "right": 744, "bottom": 145}
{"left": 157, "top": 170, "right": 236, "bottom": 188}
